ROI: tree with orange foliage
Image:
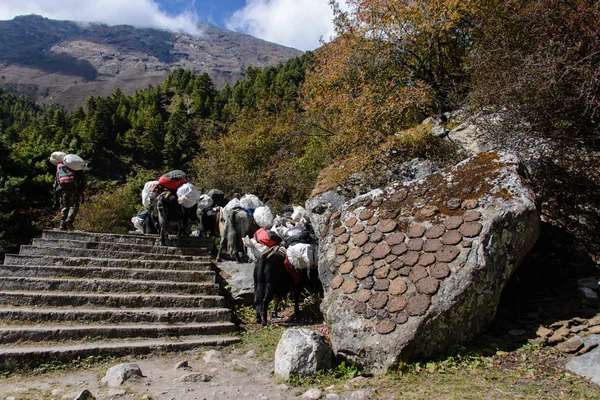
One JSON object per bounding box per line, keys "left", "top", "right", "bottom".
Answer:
{"left": 301, "top": 0, "right": 484, "bottom": 156}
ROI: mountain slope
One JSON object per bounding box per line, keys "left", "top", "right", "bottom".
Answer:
{"left": 0, "top": 15, "right": 303, "bottom": 109}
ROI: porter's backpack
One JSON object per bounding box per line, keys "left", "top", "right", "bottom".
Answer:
{"left": 56, "top": 163, "right": 78, "bottom": 191}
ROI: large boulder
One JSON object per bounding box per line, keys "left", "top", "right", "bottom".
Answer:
{"left": 308, "top": 152, "right": 540, "bottom": 370}
{"left": 217, "top": 261, "right": 255, "bottom": 305}
{"left": 274, "top": 328, "right": 333, "bottom": 379}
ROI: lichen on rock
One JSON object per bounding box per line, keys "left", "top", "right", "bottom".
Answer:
{"left": 306, "top": 152, "right": 540, "bottom": 370}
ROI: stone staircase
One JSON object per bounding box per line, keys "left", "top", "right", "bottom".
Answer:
{"left": 0, "top": 230, "right": 239, "bottom": 369}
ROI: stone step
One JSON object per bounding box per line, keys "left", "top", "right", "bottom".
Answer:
{"left": 0, "top": 322, "right": 236, "bottom": 344}
{"left": 0, "top": 277, "right": 219, "bottom": 295}
{"left": 19, "top": 245, "right": 209, "bottom": 262}
{"left": 41, "top": 230, "right": 214, "bottom": 249}
{"left": 0, "top": 265, "right": 215, "bottom": 283}
{"left": 32, "top": 238, "right": 211, "bottom": 257}
{"left": 0, "top": 335, "right": 240, "bottom": 369}
{"left": 0, "top": 306, "right": 232, "bottom": 324}
{"left": 0, "top": 290, "right": 225, "bottom": 308}
{"left": 3, "top": 254, "right": 212, "bottom": 271}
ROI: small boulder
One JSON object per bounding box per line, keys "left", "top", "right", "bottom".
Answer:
{"left": 101, "top": 364, "right": 144, "bottom": 387}
{"left": 301, "top": 388, "right": 323, "bottom": 400}
{"left": 217, "top": 261, "right": 255, "bottom": 305}
{"left": 274, "top": 328, "right": 333, "bottom": 379}
{"left": 203, "top": 349, "right": 223, "bottom": 364}
{"left": 174, "top": 372, "right": 212, "bottom": 382}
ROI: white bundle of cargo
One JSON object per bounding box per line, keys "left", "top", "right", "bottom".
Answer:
{"left": 291, "top": 205, "right": 310, "bottom": 225}
{"left": 49, "top": 151, "right": 67, "bottom": 166}
{"left": 197, "top": 194, "right": 214, "bottom": 211}
{"left": 141, "top": 180, "right": 160, "bottom": 209}
{"left": 254, "top": 205, "right": 274, "bottom": 229}
{"left": 131, "top": 215, "right": 144, "bottom": 232}
{"left": 286, "top": 243, "right": 317, "bottom": 270}
{"left": 63, "top": 154, "right": 86, "bottom": 171}
{"left": 242, "top": 236, "right": 269, "bottom": 262}
{"left": 177, "top": 183, "right": 201, "bottom": 208}
{"left": 270, "top": 215, "right": 294, "bottom": 239}
{"left": 240, "top": 194, "right": 263, "bottom": 209}
{"left": 224, "top": 198, "right": 242, "bottom": 210}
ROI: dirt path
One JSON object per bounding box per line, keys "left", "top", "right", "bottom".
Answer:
{"left": 0, "top": 347, "right": 307, "bottom": 400}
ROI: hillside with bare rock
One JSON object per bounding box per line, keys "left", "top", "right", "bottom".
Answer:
{"left": 0, "top": 15, "right": 303, "bottom": 109}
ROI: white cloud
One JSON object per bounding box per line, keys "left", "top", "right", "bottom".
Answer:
{"left": 0, "top": 0, "right": 201, "bottom": 35}
{"left": 225, "top": 0, "right": 337, "bottom": 51}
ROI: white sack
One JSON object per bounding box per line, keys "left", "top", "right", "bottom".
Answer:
{"left": 254, "top": 206, "right": 274, "bottom": 228}
{"left": 197, "top": 194, "right": 214, "bottom": 211}
{"left": 224, "top": 198, "right": 242, "bottom": 210}
{"left": 291, "top": 205, "right": 308, "bottom": 223}
{"left": 131, "top": 216, "right": 144, "bottom": 233}
{"left": 242, "top": 236, "right": 269, "bottom": 262}
{"left": 63, "top": 154, "right": 86, "bottom": 171}
{"left": 177, "top": 183, "right": 201, "bottom": 208}
{"left": 240, "top": 194, "right": 263, "bottom": 209}
{"left": 49, "top": 151, "right": 67, "bottom": 166}
{"left": 286, "top": 243, "right": 317, "bottom": 270}
{"left": 142, "top": 180, "right": 160, "bottom": 209}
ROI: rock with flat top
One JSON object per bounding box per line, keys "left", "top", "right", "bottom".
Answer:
{"left": 556, "top": 336, "right": 584, "bottom": 353}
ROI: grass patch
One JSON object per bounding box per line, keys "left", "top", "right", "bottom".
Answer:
{"left": 233, "top": 324, "right": 287, "bottom": 362}
{"left": 278, "top": 338, "right": 600, "bottom": 399}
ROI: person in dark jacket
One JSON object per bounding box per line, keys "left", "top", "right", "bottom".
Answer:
{"left": 54, "top": 163, "right": 86, "bottom": 231}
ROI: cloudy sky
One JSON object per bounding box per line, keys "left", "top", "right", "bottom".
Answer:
{"left": 0, "top": 0, "right": 338, "bottom": 51}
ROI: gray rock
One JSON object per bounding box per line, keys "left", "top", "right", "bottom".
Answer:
{"left": 274, "top": 328, "right": 333, "bottom": 379}
{"left": 203, "top": 349, "right": 223, "bottom": 363}
{"left": 566, "top": 335, "right": 600, "bottom": 385}
{"left": 315, "top": 152, "right": 540, "bottom": 370}
{"left": 431, "top": 125, "right": 448, "bottom": 138}
{"left": 106, "top": 389, "right": 127, "bottom": 397}
{"left": 231, "top": 358, "right": 247, "bottom": 371}
{"left": 174, "top": 372, "right": 212, "bottom": 382}
{"left": 306, "top": 190, "right": 348, "bottom": 286}
{"left": 350, "top": 389, "right": 372, "bottom": 399}
{"left": 101, "top": 363, "right": 144, "bottom": 387}
{"left": 174, "top": 360, "right": 189, "bottom": 370}
{"left": 447, "top": 123, "right": 483, "bottom": 156}
{"left": 217, "top": 261, "right": 255, "bottom": 305}
{"left": 5, "top": 397, "right": 16, "bottom": 400}
{"left": 301, "top": 388, "right": 323, "bottom": 400}
{"left": 73, "top": 389, "right": 95, "bottom": 400}
{"left": 325, "top": 394, "right": 341, "bottom": 400}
